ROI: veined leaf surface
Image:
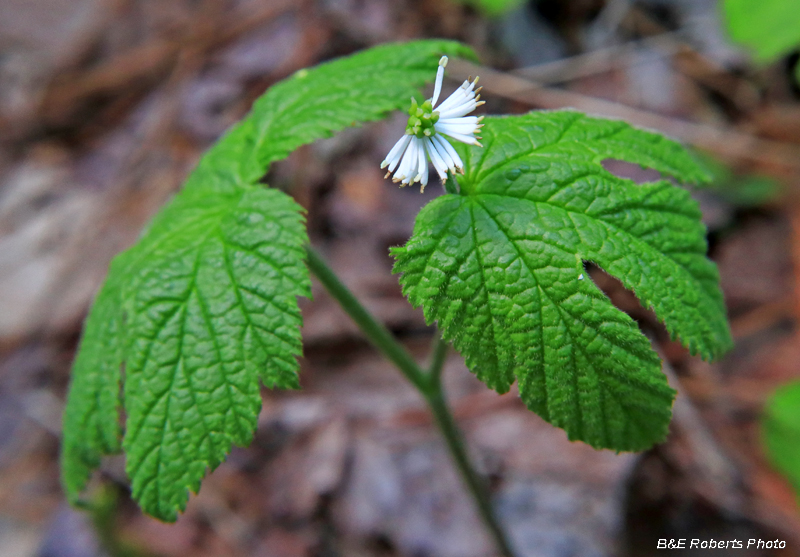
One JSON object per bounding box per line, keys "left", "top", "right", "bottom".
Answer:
{"left": 62, "top": 40, "right": 477, "bottom": 520}
{"left": 393, "top": 111, "right": 732, "bottom": 451}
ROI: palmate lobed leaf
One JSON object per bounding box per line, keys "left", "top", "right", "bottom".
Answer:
{"left": 64, "top": 186, "right": 310, "bottom": 522}
{"left": 61, "top": 40, "right": 477, "bottom": 521}
{"left": 121, "top": 186, "right": 310, "bottom": 520}
{"left": 393, "top": 111, "right": 732, "bottom": 451}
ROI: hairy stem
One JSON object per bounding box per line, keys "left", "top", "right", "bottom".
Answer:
{"left": 305, "top": 245, "right": 515, "bottom": 557}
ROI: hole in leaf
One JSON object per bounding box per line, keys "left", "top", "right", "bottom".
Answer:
{"left": 602, "top": 159, "right": 663, "bottom": 184}
{"left": 583, "top": 261, "right": 688, "bottom": 367}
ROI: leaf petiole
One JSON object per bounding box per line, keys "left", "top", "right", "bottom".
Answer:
{"left": 304, "top": 245, "right": 515, "bottom": 557}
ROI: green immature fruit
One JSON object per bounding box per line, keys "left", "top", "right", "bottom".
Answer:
{"left": 406, "top": 99, "right": 440, "bottom": 138}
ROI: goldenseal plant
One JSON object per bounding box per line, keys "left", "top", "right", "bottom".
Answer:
{"left": 61, "top": 40, "right": 732, "bottom": 556}
{"left": 382, "top": 56, "right": 484, "bottom": 191}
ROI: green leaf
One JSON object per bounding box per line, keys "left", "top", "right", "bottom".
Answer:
{"left": 449, "top": 0, "right": 525, "bottom": 17}
{"left": 122, "top": 186, "right": 309, "bottom": 521}
{"left": 763, "top": 380, "right": 800, "bottom": 502}
{"left": 184, "top": 39, "right": 478, "bottom": 194}
{"left": 63, "top": 186, "right": 310, "bottom": 522}
{"left": 723, "top": 0, "right": 800, "bottom": 62}
{"left": 61, "top": 271, "right": 126, "bottom": 504}
{"left": 62, "top": 40, "right": 478, "bottom": 521}
{"left": 393, "top": 111, "right": 732, "bottom": 451}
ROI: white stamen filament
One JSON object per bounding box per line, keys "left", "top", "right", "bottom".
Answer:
{"left": 431, "top": 56, "right": 448, "bottom": 107}
{"left": 417, "top": 139, "right": 428, "bottom": 187}
{"left": 438, "top": 130, "right": 482, "bottom": 146}
{"left": 438, "top": 101, "right": 480, "bottom": 120}
{"left": 432, "top": 134, "right": 463, "bottom": 171}
{"left": 435, "top": 88, "right": 469, "bottom": 113}
{"left": 439, "top": 116, "right": 480, "bottom": 126}
{"left": 423, "top": 138, "right": 448, "bottom": 181}
{"left": 395, "top": 137, "right": 416, "bottom": 181}
{"left": 435, "top": 121, "right": 482, "bottom": 134}
{"left": 381, "top": 134, "right": 411, "bottom": 171}
{"left": 430, "top": 135, "right": 454, "bottom": 172}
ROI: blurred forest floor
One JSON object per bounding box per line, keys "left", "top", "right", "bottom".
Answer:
{"left": 1, "top": 0, "right": 800, "bottom": 556}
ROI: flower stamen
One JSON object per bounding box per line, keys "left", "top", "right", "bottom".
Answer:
{"left": 381, "top": 55, "right": 484, "bottom": 191}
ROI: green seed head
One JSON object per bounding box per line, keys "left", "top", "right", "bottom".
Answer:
{"left": 406, "top": 99, "right": 439, "bottom": 138}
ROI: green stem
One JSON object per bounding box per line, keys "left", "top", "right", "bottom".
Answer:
{"left": 425, "top": 381, "right": 516, "bottom": 557}
{"left": 427, "top": 332, "right": 449, "bottom": 384}
{"left": 304, "top": 246, "right": 428, "bottom": 392}
{"left": 305, "top": 245, "right": 515, "bottom": 557}
{"left": 444, "top": 173, "right": 460, "bottom": 195}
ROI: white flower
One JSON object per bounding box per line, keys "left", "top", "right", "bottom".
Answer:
{"left": 381, "top": 56, "right": 484, "bottom": 192}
